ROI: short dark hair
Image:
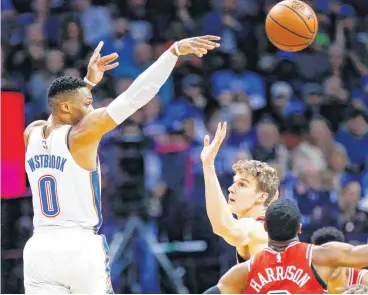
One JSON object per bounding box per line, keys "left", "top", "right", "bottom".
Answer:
{"left": 311, "top": 227, "right": 345, "bottom": 245}
{"left": 265, "top": 198, "right": 301, "bottom": 242}
{"left": 47, "top": 76, "right": 86, "bottom": 102}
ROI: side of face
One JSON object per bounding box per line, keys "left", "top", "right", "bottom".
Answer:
{"left": 59, "top": 87, "right": 93, "bottom": 125}
{"left": 227, "top": 172, "right": 267, "bottom": 215}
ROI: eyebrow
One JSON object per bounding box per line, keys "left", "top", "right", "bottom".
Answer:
{"left": 233, "top": 177, "right": 250, "bottom": 183}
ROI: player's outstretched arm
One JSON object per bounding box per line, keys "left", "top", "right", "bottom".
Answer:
{"left": 313, "top": 242, "right": 368, "bottom": 269}
{"left": 201, "top": 123, "right": 264, "bottom": 246}
{"left": 71, "top": 36, "right": 220, "bottom": 144}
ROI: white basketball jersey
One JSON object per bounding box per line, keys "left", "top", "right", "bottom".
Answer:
{"left": 25, "top": 125, "right": 102, "bottom": 233}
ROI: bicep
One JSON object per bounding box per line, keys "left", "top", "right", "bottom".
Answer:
{"left": 71, "top": 107, "right": 117, "bottom": 143}
{"left": 220, "top": 219, "right": 266, "bottom": 248}
{"left": 313, "top": 242, "right": 368, "bottom": 269}
{"left": 24, "top": 120, "right": 47, "bottom": 146}
{"left": 218, "top": 262, "right": 249, "bottom": 294}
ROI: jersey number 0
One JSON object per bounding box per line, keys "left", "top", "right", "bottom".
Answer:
{"left": 38, "top": 175, "right": 60, "bottom": 217}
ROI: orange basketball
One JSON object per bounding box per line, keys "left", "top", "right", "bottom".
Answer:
{"left": 265, "top": 0, "right": 318, "bottom": 52}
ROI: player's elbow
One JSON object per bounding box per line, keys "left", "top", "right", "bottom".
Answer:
{"left": 212, "top": 224, "right": 228, "bottom": 237}
{"left": 212, "top": 225, "right": 248, "bottom": 247}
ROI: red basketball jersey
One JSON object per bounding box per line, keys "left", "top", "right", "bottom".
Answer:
{"left": 244, "top": 242, "right": 327, "bottom": 294}
{"left": 347, "top": 267, "right": 368, "bottom": 285}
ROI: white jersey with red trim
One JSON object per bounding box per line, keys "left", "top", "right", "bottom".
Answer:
{"left": 25, "top": 125, "right": 102, "bottom": 233}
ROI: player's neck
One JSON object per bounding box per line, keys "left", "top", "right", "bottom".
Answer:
{"left": 50, "top": 114, "right": 68, "bottom": 129}
{"left": 238, "top": 204, "right": 265, "bottom": 220}
{"left": 268, "top": 237, "right": 299, "bottom": 252}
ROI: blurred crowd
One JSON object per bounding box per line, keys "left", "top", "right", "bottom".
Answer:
{"left": 1, "top": 0, "right": 368, "bottom": 293}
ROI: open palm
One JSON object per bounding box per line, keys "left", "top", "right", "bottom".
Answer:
{"left": 86, "top": 41, "right": 119, "bottom": 85}
{"left": 201, "top": 122, "right": 227, "bottom": 166}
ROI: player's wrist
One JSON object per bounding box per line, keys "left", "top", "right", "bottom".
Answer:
{"left": 202, "top": 163, "right": 216, "bottom": 170}
{"left": 84, "top": 76, "right": 97, "bottom": 88}
{"left": 169, "top": 42, "right": 181, "bottom": 57}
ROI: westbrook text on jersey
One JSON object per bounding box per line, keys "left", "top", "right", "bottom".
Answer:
{"left": 27, "top": 155, "right": 67, "bottom": 172}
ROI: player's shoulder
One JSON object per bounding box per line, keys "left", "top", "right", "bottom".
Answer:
{"left": 237, "top": 217, "right": 264, "bottom": 228}
{"left": 238, "top": 217, "right": 268, "bottom": 243}
{"left": 24, "top": 120, "right": 47, "bottom": 146}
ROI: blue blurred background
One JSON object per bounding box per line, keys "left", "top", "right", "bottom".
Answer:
{"left": 1, "top": 0, "right": 368, "bottom": 293}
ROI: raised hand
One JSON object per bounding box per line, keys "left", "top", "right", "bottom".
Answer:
{"left": 173, "top": 35, "right": 221, "bottom": 57}
{"left": 86, "top": 41, "right": 119, "bottom": 85}
{"left": 201, "top": 122, "right": 227, "bottom": 166}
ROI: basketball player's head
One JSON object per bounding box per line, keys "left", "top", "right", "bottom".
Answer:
{"left": 265, "top": 198, "right": 302, "bottom": 242}
{"left": 47, "top": 76, "right": 93, "bottom": 125}
{"left": 311, "top": 227, "right": 345, "bottom": 245}
{"left": 228, "top": 160, "right": 279, "bottom": 216}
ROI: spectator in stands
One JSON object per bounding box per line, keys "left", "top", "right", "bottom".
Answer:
{"left": 20, "top": 0, "right": 61, "bottom": 45}
{"left": 165, "top": 74, "right": 208, "bottom": 140}
{"left": 142, "top": 96, "right": 167, "bottom": 143}
{"left": 119, "top": 0, "right": 153, "bottom": 42}
{"left": 308, "top": 117, "right": 343, "bottom": 161}
{"left": 211, "top": 51, "right": 266, "bottom": 110}
{"left": 60, "top": 17, "right": 90, "bottom": 69}
{"left": 226, "top": 102, "right": 256, "bottom": 150}
{"left": 338, "top": 181, "right": 368, "bottom": 234}
{"left": 293, "top": 162, "right": 339, "bottom": 239}
{"left": 268, "top": 81, "right": 305, "bottom": 130}
{"left": 335, "top": 108, "right": 368, "bottom": 189}
{"left": 27, "top": 49, "right": 64, "bottom": 118}
{"left": 8, "top": 23, "right": 47, "bottom": 82}
{"left": 74, "top": 0, "right": 112, "bottom": 46}
{"left": 252, "top": 118, "right": 288, "bottom": 171}
{"left": 101, "top": 17, "right": 136, "bottom": 77}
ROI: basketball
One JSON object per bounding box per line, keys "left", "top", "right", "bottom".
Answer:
{"left": 265, "top": 0, "right": 318, "bottom": 52}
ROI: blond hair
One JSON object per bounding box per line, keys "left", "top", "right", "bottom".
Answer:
{"left": 232, "top": 160, "right": 280, "bottom": 206}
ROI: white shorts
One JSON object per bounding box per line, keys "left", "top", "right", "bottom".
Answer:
{"left": 23, "top": 228, "right": 113, "bottom": 294}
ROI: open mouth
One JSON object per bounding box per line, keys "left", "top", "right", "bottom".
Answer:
{"left": 228, "top": 196, "right": 235, "bottom": 203}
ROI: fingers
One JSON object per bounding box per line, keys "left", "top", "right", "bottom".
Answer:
{"left": 200, "top": 35, "right": 221, "bottom": 41}
{"left": 196, "top": 38, "right": 221, "bottom": 48}
{"left": 212, "top": 122, "right": 227, "bottom": 150}
{"left": 187, "top": 44, "right": 204, "bottom": 57}
{"left": 100, "top": 52, "right": 118, "bottom": 64}
{"left": 92, "top": 41, "right": 104, "bottom": 58}
{"left": 104, "top": 62, "right": 119, "bottom": 71}
{"left": 204, "top": 135, "right": 210, "bottom": 147}
{"left": 191, "top": 40, "right": 217, "bottom": 51}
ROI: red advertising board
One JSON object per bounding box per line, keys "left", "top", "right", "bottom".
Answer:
{"left": 1, "top": 92, "right": 26, "bottom": 198}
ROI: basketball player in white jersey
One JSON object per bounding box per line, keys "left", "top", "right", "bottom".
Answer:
{"left": 23, "top": 36, "right": 220, "bottom": 294}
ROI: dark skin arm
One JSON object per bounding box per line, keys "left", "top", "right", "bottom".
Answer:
{"left": 68, "top": 36, "right": 220, "bottom": 170}
{"left": 313, "top": 242, "right": 368, "bottom": 269}
{"left": 23, "top": 42, "right": 118, "bottom": 151}
{"left": 312, "top": 242, "right": 368, "bottom": 285}
{"left": 216, "top": 262, "right": 250, "bottom": 294}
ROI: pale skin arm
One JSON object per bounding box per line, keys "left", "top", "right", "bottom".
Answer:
{"left": 313, "top": 242, "right": 368, "bottom": 269}
{"left": 201, "top": 122, "right": 267, "bottom": 247}
{"left": 217, "top": 261, "right": 250, "bottom": 294}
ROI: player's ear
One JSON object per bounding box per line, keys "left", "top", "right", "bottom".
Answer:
{"left": 258, "top": 192, "right": 268, "bottom": 203}
{"left": 297, "top": 223, "right": 302, "bottom": 234}
{"left": 264, "top": 223, "right": 268, "bottom": 233}
{"left": 60, "top": 102, "right": 72, "bottom": 114}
